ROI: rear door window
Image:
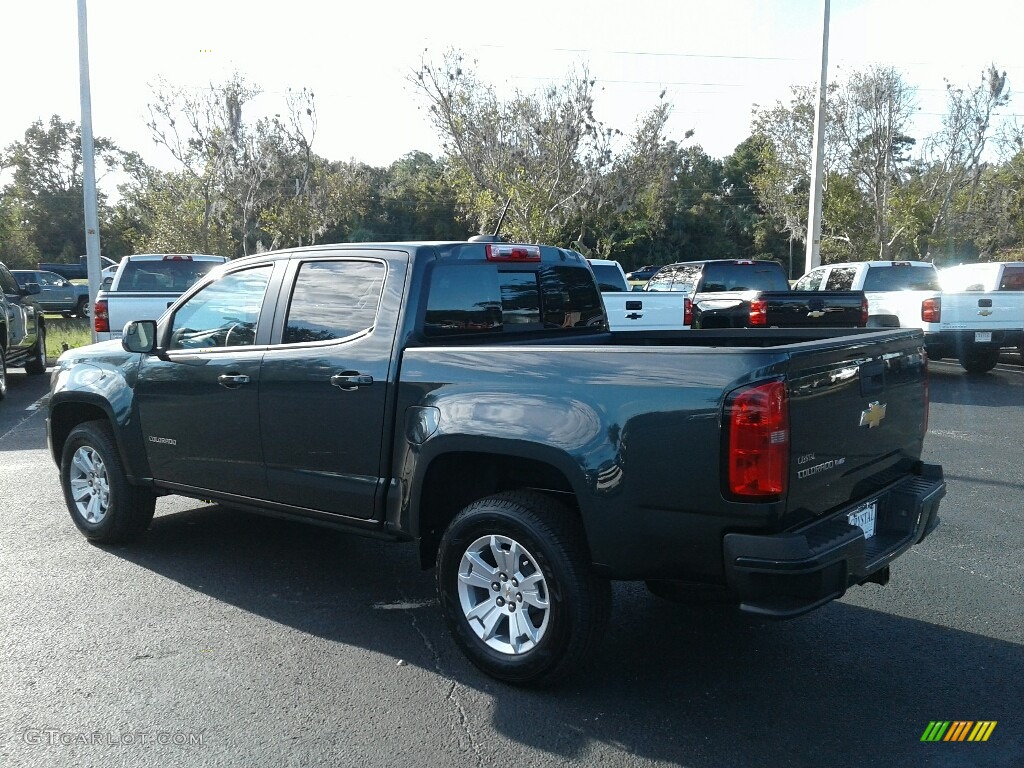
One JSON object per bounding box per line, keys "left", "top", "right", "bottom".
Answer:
{"left": 282, "top": 260, "right": 386, "bottom": 343}
{"left": 825, "top": 266, "right": 857, "bottom": 290}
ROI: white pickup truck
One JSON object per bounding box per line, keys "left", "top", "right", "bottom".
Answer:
{"left": 794, "top": 259, "right": 1023, "bottom": 373}
{"left": 93, "top": 254, "right": 228, "bottom": 341}
{"left": 587, "top": 258, "right": 691, "bottom": 331}
{"left": 937, "top": 261, "right": 1024, "bottom": 362}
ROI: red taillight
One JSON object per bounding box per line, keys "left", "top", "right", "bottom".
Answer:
{"left": 93, "top": 299, "right": 109, "bottom": 333}
{"left": 749, "top": 298, "right": 768, "bottom": 326}
{"left": 922, "top": 297, "right": 941, "bottom": 323}
{"left": 485, "top": 243, "right": 541, "bottom": 262}
{"left": 725, "top": 380, "right": 789, "bottom": 500}
{"left": 683, "top": 297, "right": 693, "bottom": 327}
{"left": 861, "top": 296, "right": 869, "bottom": 326}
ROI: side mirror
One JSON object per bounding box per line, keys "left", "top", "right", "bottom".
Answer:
{"left": 122, "top": 320, "right": 158, "bottom": 354}
{"left": 23, "top": 282, "right": 42, "bottom": 296}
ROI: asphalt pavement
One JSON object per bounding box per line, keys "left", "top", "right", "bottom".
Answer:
{"left": 0, "top": 360, "right": 1021, "bottom": 768}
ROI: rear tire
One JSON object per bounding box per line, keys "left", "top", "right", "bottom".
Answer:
{"left": 74, "top": 296, "right": 90, "bottom": 318}
{"left": 436, "top": 491, "right": 610, "bottom": 686}
{"left": 25, "top": 324, "right": 46, "bottom": 375}
{"left": 61, "top": 421, "right": 156, "bottom": 543}
{"left": 0, "top": 347, "right": 7, "bottom": 400}
{"left": 958, "top": 348, "right": 999, "bottom": 374}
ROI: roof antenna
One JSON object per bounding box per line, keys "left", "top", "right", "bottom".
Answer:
{"left": 468, "top": 197, "right": 512, "bottom": 243}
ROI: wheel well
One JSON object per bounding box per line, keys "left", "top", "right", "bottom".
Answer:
{"left": 49, "top": 403, "right": 108, "bottom": 464}
{"left": 416, "top": 452, "right": 577, "bottom": 570}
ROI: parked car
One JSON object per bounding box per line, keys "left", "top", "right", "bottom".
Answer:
{"left": 937, "top": 261, "right": 1024, "bottom": 366}
{"left": 37, "top": 255, "right": 118, "bottom": 281}
{"left": 0, "top": 261, "right": 47, "bottom": 399}
{"left": 625, "top": 265, "right": 660, "bottom": 283}
{"left": 12, "top": 269, "right": 91, "bottom": 317}
{"left": 49, "top": 238, "right": 945, "bottom": 684}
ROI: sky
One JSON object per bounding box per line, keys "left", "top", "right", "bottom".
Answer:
{"left": 2, "top": 0, "right": 1023, "bottom": 187}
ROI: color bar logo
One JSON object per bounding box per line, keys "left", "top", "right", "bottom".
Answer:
{"left": 921, "top": 721, "right": 997, "bottom": 742}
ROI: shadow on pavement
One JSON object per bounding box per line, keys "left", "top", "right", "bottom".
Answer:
{"left": 105, "top": 504, "right": 1023, "bottom": 767}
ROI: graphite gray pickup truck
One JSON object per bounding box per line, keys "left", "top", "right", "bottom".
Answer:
{"left": 47, "top": 239, "right": 946, "bottom": 684}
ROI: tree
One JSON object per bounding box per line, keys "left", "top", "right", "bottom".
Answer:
{"left": 146, "top": 75, "right": 328, "bottom": 256}
{"left": 411, "top": 49, "right": 673, "bottom": 249}
{"left": 1, "top": 115, "right": 123, "bottom": 264}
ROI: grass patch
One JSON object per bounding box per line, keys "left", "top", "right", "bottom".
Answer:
{"left": 45, "top": 316, "right": 94, "bottom": 359}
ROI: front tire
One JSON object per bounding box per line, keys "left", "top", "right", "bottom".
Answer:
{"left": 436, "top": 491, "right": 610, "bottom": 686}
{"left": 61, "top": 421, "right": 156, "bottom": 543}
{"left": 25, "top": 324, "right": 46, "bottom": 375}
{"left": 0, "top": 346, "right": 7, "bottom": 400}
{"left": 74, "top": 296, "right": 90, "bottom": 318}
{"left": 958, "top": 348, "right": 999, "bottom": 374}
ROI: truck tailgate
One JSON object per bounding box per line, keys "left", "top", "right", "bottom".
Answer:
{"left": 761, "top": 290, "right": 866, "bottom": 327}
{"left": 782, "top": 330, "right": 928, "bottom": 525}
{"left": 939, "top": 291, "right": 1024, "bottom": 332}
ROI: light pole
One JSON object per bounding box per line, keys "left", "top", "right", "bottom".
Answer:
{"left": 77, "top": 0, "right": 102, "bottom": 341}
{"left": 805, "top": 0, "right": 830, "bottom": 274}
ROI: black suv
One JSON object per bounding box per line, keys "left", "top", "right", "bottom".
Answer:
{"left": 0, "top": 261, "right": 47, "bottom": 400}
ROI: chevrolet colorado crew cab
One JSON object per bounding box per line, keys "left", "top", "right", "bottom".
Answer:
{"left": 644, "top": 259, "right": 868, "bottom": 329}
{"left": 47, "top": 239, "right": 946, "bottom": 684}
{"left": 1, "top": 261, "right": 47, "bottom": 400}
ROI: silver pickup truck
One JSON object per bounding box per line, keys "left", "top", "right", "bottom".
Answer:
{"left": 93, "top": 254, "right": 228, "bottom": 341}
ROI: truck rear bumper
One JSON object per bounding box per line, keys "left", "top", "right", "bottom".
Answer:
{"left": 925, "top": 329, "right": 1023, "bottom": 355}
{"left": 722, "top": 462, "right": 945, "bottom": 618}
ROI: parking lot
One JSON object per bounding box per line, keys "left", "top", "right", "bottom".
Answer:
{"left": 1, "top": 358, "right": 1021, "bottom": 768}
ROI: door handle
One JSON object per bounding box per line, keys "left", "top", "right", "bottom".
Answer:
{"left": 331, "top": 372, "right": 373, "bottom": 391}
{"left": 218, "top": 374, "right": 250, "bottom": 388}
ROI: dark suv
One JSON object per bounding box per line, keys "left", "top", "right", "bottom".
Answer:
{"left": 0, "top": 261, "right": 47, "bottom": 400}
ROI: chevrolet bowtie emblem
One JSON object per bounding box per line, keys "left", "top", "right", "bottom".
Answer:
{"left": 807, "top": 310, "right": 826, "bottom": 318}
{"left": 978, "top": 309, "right": 993, "bottom": 316}
{"left": 859, "top": 401, "right": 887, "bottom": 428}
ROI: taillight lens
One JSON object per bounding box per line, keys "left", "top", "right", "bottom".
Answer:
{"left": 485, "top": 243, "right": 541, "bottom": 262}
{"left": 922, "top": 297, "right": 940, "bottom": 323}
{"left": 861, "top": 296, "right": 869, "bottom": 326}
{"left": 683, "top": 297, "right": 693, "bottom": 327}
{"left": 94, "top": 299, "right": 109, "bottom": 333}
{"left": 749, "top": 298, "right": 768, "bottom": 326}
{"left": 724, "top": 380, "right": 789, "bottom": 500}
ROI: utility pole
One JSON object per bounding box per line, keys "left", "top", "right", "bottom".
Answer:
{"left": 805, "top": 0, "right": 830, "bottom": 274}
{"left": 77, "top": 0, "right": 102, "bottom": 341}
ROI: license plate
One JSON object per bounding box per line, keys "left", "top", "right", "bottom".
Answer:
{"left": 848, "top": 501, "right": 877, "bottom": 539}
{"left": 975, "top": 331, "right": 992, "bottom": 342}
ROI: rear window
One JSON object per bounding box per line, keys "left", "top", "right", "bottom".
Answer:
{"left": 863, "top": 265, "right": 940, "bottom": 291}
{"left": 424, "top": 264, "right": 605, "bottom": 337}
{"left": 998, "top": 266, "right": 1024, "bottom": 290}
{"left": 700, "top": 262, "right": 789, "bottom": 292}
{"left": 116, "top": 259, "right": 224, "bottom": 292}
{"left": 590, "top": 263, "right": 628, "bottom": 292}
